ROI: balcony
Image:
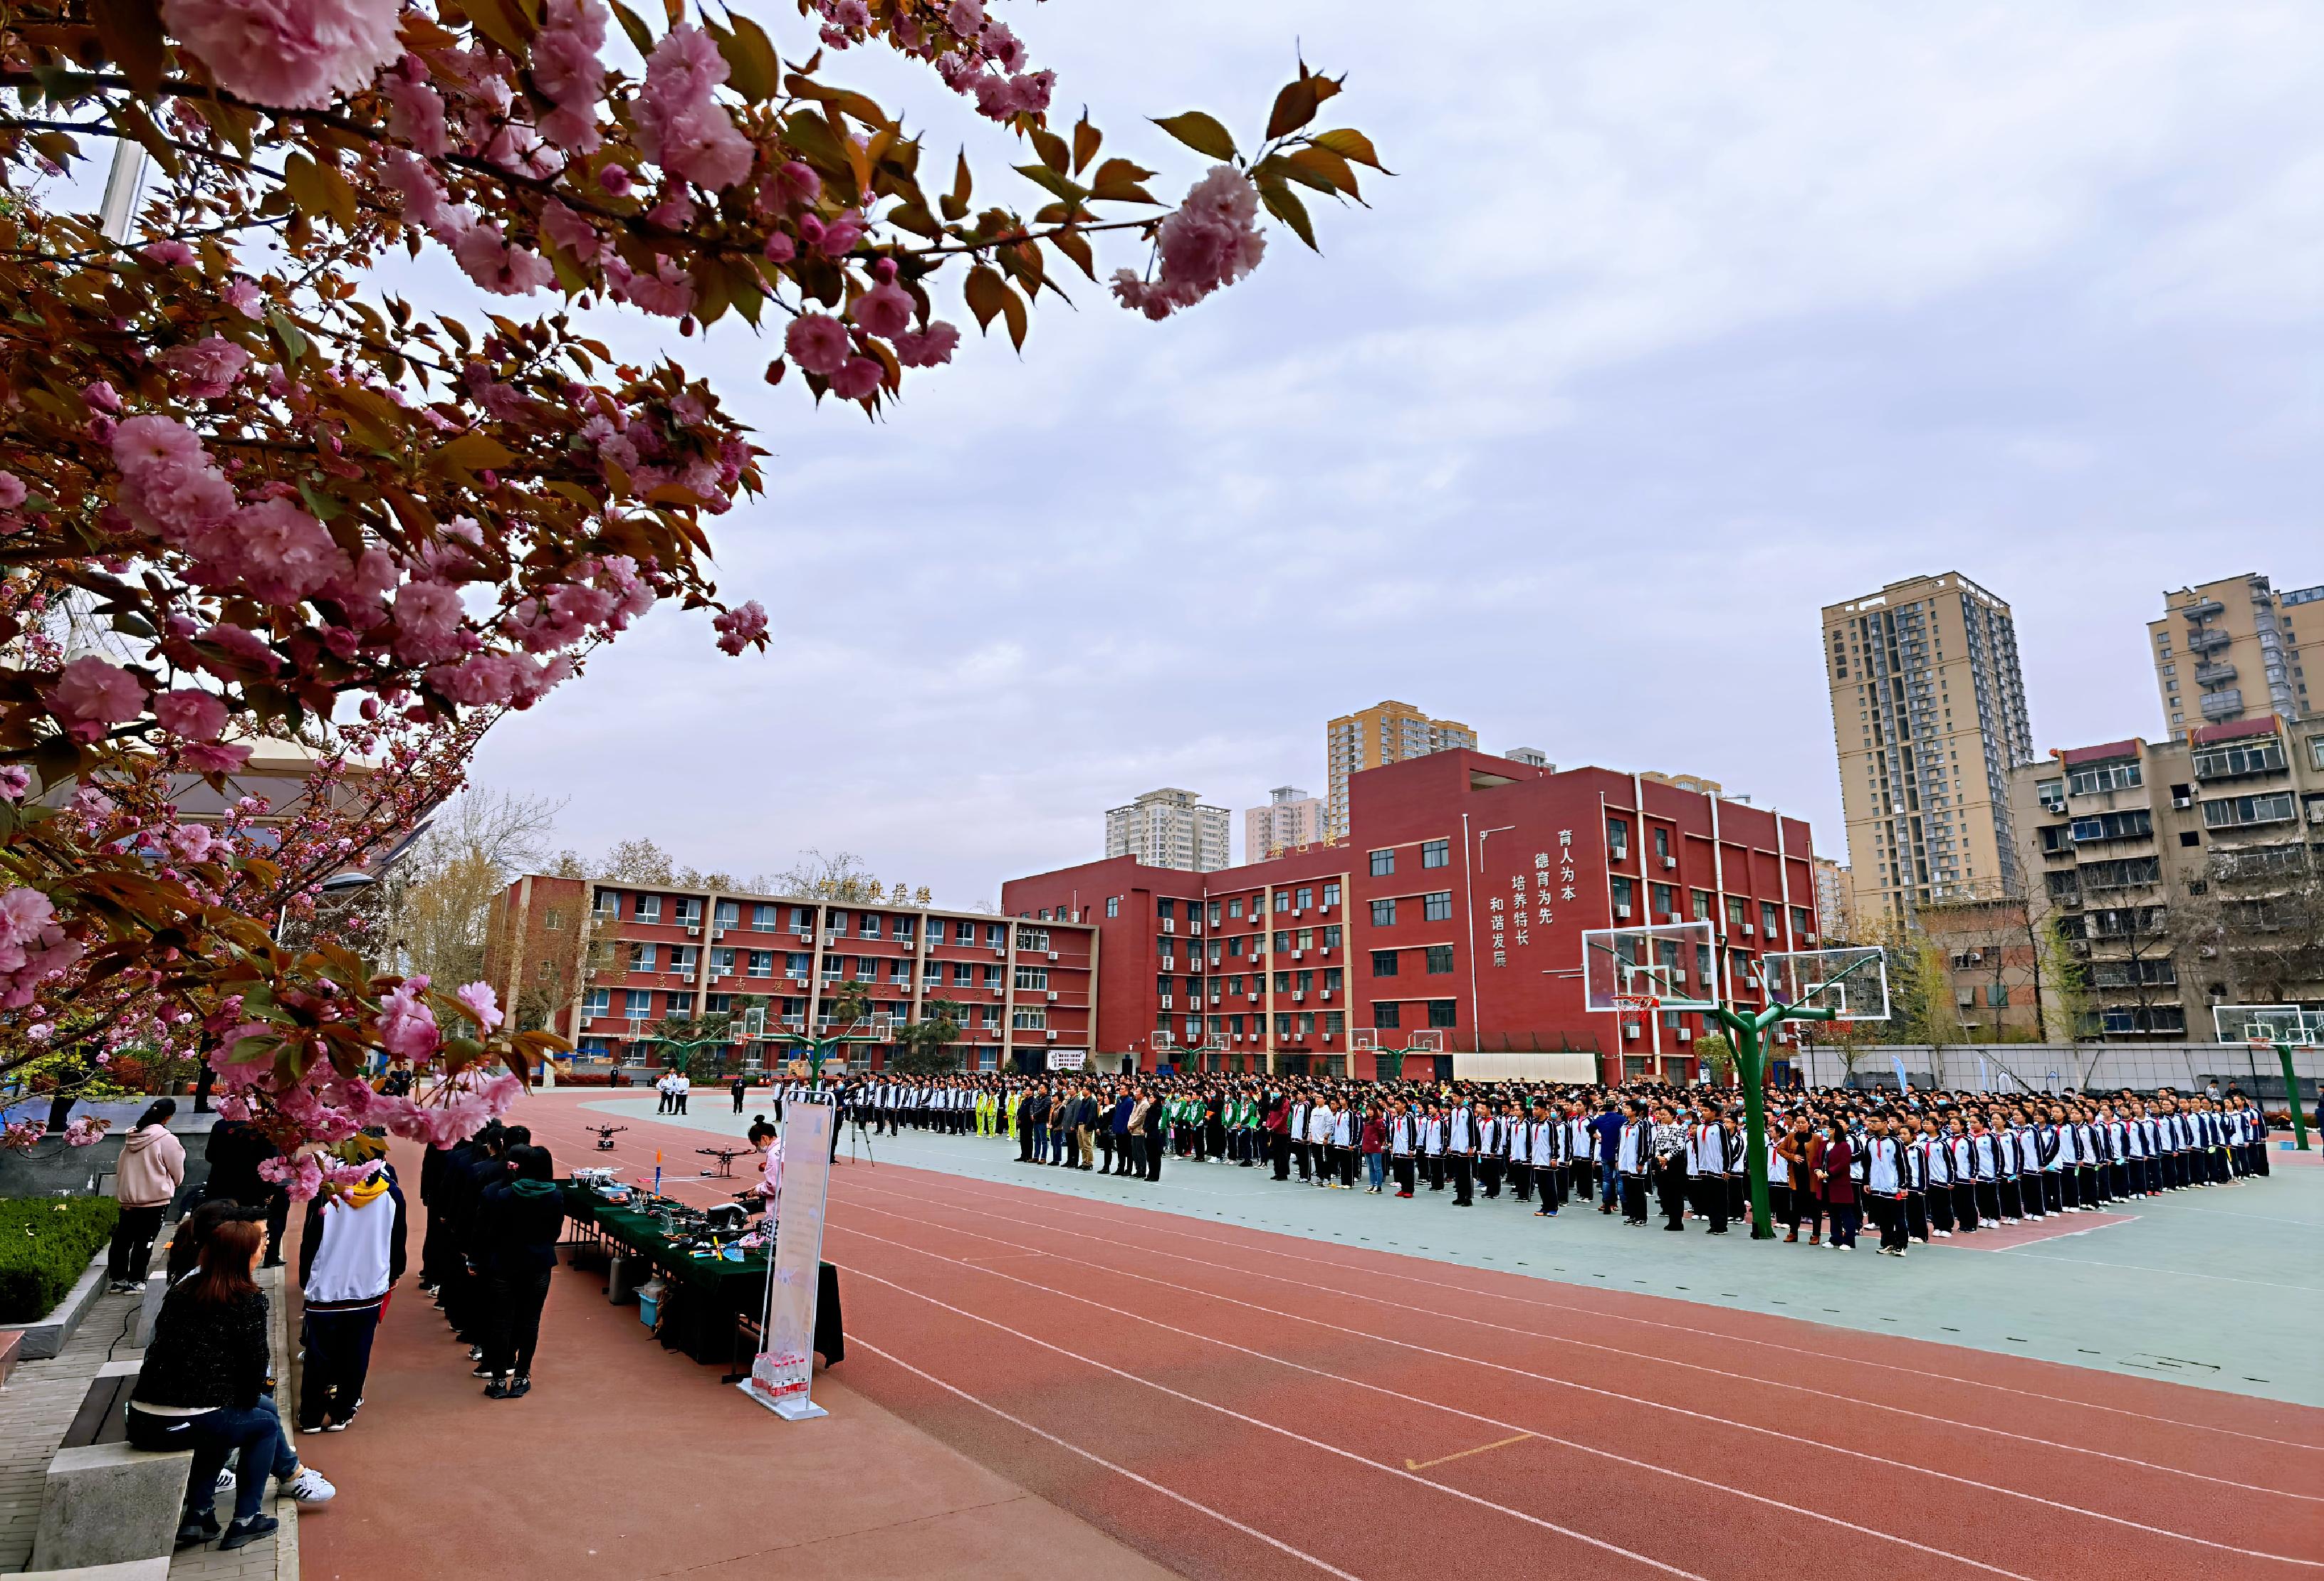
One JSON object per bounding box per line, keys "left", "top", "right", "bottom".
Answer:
{"left": 2187, "top": 628, "right": 2231, "bottom": 654}
{"left": 2192, "top": 661, "right": 2237, "bottom": 686}
{"left": 2198, "top": 688, "right": 2245, "bottom": 720}
{"left": 2180, "top": 597, "right": 2226, "bottom": 621}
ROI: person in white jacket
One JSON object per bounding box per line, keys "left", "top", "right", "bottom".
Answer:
{"left": 295, "top": 1138, "right": 407, "bottom": 1433}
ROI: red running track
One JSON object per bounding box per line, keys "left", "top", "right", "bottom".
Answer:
{"left": 517, "top": 1101, "right": 2324, "bottom": 1580}
{"left": 821, "top": 1164, "right": 2324, "bottom": 1581}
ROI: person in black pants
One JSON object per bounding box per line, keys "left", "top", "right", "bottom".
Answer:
{"left": 476, "top": 1145, "right": 566, "bottom": 1399}
{"left": 108, "top": 1101, "right": 184, "bottom": 1291}
{"left": 295, "top": 1138, "right": 407, "bottom": 1432}
{"left": 731, "top": 1076, "right": 748, "bottom": 1115}
{"left": 202, "top": 1119, "right": 290, "bottom": 1267}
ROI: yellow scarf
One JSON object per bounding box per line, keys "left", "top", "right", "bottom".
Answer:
{"left": 343, "top": 1169, "right": 391, "bottom": 1209}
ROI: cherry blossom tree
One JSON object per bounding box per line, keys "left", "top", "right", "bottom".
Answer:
{"left": 0, "top": 0, "right": 1376, "bottom": 1176}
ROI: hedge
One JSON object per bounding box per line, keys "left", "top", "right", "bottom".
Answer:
{"left": 0, "top": 1196, "right": 120, "bottom": 1324}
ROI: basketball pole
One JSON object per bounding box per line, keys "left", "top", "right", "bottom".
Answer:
{"left": 2275, "top": 1041, "right": 2310, "bottom": 1150}
{"left": 1712, "top": 1002, "right": 1836, "bottom": 1239}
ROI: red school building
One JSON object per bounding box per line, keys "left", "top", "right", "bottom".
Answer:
{"left": 1000, "top": 750, "right": 1826, "bottom": 1086}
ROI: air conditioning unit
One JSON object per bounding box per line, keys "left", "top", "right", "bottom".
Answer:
{"left": 1190, "top": 923, "right": 1203, "bottom": 936}
{"left": 1610, "top": 845, "right": 1628, "bottom": 862}
{"left": 1208, "top": 994, "right": 1220, "bottom": 1007}
{"left": 1742, "top": 923, "right": 1755, "bottom": 936}
{"left": 1613, "top": 905, "right": 1632, "bottom": 920}
{"left": 1319, "top": 989, "right": 1332, "bottom": 1001}
{"left": 1160, "top": 994, "right": 1173, "bottom": 1009}
{"left": 1623, "top": 1021, "right": 1641, "bottom": 1040}
{"left": 1045, "top": 1030, "right": 1057, "bottom": 1041}
{"left": 686, "top": 925, "right": 701, "bottom": 937}
{"left": 1292, "top": 992, "right": 1305, "bottom": 1003}
{"left": 1655, "top": 912, "right": 1676, "bottom": 923}
{"left": 711, "top": 926, "right": 726, "bottom": 939}
{"left": 1662, "top": 856, "right": 1677, "bottom": 871}
{"left": 1804, "top": 932, "right": 1818, "bottom": 944}
{"left": 1677, "top": 1026, "right": 1693, "bottom": 1042}
{"left": 1047, "top": 950, "right": 1058, "bottom": 961}
{"left": 1294, "top": 907, "right": 1305, "bottom": 917}
{"left": 2172, "top": 795, "right": 2193, "bottom": 809}
{"left": 1046, "top": 991, "right": 1059, "bottom": 1002}
{"left": 1162, "top": 919, "right": 1176, "bottom": 933}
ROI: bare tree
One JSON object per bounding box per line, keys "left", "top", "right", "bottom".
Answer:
{"left": 2177, "top": 844, "right": 2324, "bottom": 1009}
{"left": 597, "top": 836, "right": 678, "bottom": 884}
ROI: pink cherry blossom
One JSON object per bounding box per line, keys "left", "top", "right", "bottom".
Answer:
{"left": 160, "top": 0, "right": 402, "bottom": 110}
{"left": 110, "top": 415, "right": 236, "bottom": 550}
{"left": 827, "top": 356, "right": 882, "bottom": 401}
{"left": 0, "top": 471, "right": 25, "bottom": 510}
{"left": 852, "top": 278, "right": 914, "bottom": 339}
{"left": 454, "top": 980, "right": 503, "bottom": 1031}
{"left": 763, "top": 231, "right": 797, "bottom": 263}
{"left": 377, "top": 979, "right": 441, "bottom": 1061}
{"left": 540, "top": 200, "right": 600, "bottom": 263}
{"left": 0, "top": 767, "right": 28, "bottom": 801}
{"left": 391, "top": 579, "right": 466, "bottom": 663}
{"left": 180, "top": 741, "right": 253, "bottom": 774}
{"left": 785, "top": 313, "right": 851, "bottom": 377}
{"left": 195, "top": 623, "right": 283, "bottom": 676}
{"left": 712, "top": 599, "right": 768, "bottom": 655}
{"left": 635, "top": 26, "right": 753, "bottom": 191}
{"left": 224, "top": 498, "right": 349, "bottom": 604}
{"left": 598, "top": 164, "right": 634, "bottom": 197}
{"left": 169, "top": 823, "right": 219, "bottom": 863}
{"left": 891, "top": 321, "right": 961, "bottom": 367}
{"left": 140, "top": 240, "right": 197, "bottom": 268}
{"left": 532, "top": 0, "right": 609, "bottom": 153}
{"left": 946, "top": 0, "right": 984, "bottom": 31}
{"left": 1111, "top": 165, "right": 1267, "bottom": 319}
{"left": 383, "top": 73, "right": 450, "bottom": 158}
{"left": 84, "top": 380, "right": 122, "bottom": 414}
{"left": 47, "top": 656, "right": 147, "bottom": 742}
{"left": 160, "top": 335, "right": 252, "bottom": 398}
{"left": 221, "top": 278, "right": 264, "bottom": 318}
{"left": 454, "top": 223, "right": 556, "bottom": 295}
{"left": 382, "top": 149, "right": 468, "bottom": 242}
{"left": 602, "top": 256, "right": 695, "bottom": 318}
{"left": 154, "top": 688, "right": 229, "bottom": 741}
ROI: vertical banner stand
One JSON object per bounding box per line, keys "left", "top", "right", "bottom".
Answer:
{"left": 740, "top": 1099, "right": 834, "bottom": 1420}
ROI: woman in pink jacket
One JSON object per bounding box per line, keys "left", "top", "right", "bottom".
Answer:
{"left": 109, "top": 1100, "right": 187, "bottom": 1292}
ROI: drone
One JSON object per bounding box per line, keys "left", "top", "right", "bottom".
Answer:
{"left": 696, "top": 1145, "right": 750, "bottom": 1179}
{"left": 589, "top": 1124, "right": 627, "bottom": 1152}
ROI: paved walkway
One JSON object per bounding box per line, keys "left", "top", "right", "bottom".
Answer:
{"left": 575, "top": 1093, "right": 2324, "bottom": 1407}
{"left": 0, "top": 1254, "right": 295, "bottom": 1579}
{"left": 296, "top": 1134, "right": 1174, "bottom": 1581}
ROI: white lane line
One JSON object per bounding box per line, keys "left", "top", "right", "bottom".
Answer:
{"left": 842, "top": 1157, "right": 2324, "bottom": 1454}
{"left": 838, "top": 1186, "right": 2321, "bottom": 1506}
{"left": 850, "top": 1338, "right": 1366, "bottom": 1581}
{"left": 841, "top": 1261, "right": 1712, "bottom": 1580}
{"left": 837, "top": 1229, "right": 2039, "bottom": 1580}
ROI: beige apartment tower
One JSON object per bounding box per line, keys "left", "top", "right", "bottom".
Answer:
{"left": 1325, "top": 700, "right": 1477, "bottom": 839}
{"left": 2147, "top": 573, "right": 2320, "bottom": 740}
{"left": 1105, "top": 787, "right": 1231, "bottom": 873}
{"left": 1244, "top": 785, "right": 1325, "bottom": 861}
{"left": 1822, "top": 572, "right": 2034, "bottom": 926}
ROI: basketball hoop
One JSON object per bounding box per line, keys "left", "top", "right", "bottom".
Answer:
{"left": 1612, "top": 992, "right": 1663, "bottom": 1019}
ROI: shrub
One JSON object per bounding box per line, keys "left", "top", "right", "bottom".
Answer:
{"left": 0, "top": 1197, "right": 121, "bottom": 1324}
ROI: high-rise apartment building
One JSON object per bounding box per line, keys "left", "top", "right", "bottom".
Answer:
{"left": 1325, "top": 701, "right": 1476, "bottom": 839}
{"left": 1104, "top": 787, "right": 1230, "bottom": 872}
{"left": 1810, "top": 855, "right": 1857, "bottom": 943}
{"left": 2147, "top": 574, "right": 2320, "bottom": 740}
{"left": 1244, "top": 785, "right": 1325, "bottom": 861}
{"left": 1503, "top": 747, "right": 1551, "bottom": 768}
{"left": 1822, "top": 572, "right": 2034, "bottom": 925}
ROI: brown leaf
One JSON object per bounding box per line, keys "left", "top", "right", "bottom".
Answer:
{"left": 1310, "top": 127, "right": 1389, "bottom": 172}
{"left": 1152, "top": 112, "right": 1237, "bottom": 162}
{"left": 1029, "top": 125, "right": 1071, "bottom": 174}
{"left": 1256, "top": 176, "right": 1318, "bottom": 251}
{"left": 1266, "top": 78, "right": 1321, "bottom": 140}
{"left": 89, "top": 0, "right": 167, "bottom": 94}
{"left": 963, "top": 265, "right": 1007, "bottom": 332}
{"left": 1287, "top": 145, "right": 1361, "bottom": 199}
{"left": 1072, "top": 114, "right": 1101, "bottom": 175}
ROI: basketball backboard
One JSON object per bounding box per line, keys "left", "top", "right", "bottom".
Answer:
{"left": 1581, "top": 920, "right": 1720, "bottom": 1012}
{"left": 2212, "top": 1004, "right": 2315, "bottom": 1046}
{"left": 1351, "top": 1029, "right": 1380, "bottom": 1051}
{"left": 867, "top": 1011, "right": 896, "bottom": 1039}
{"left": 1406, "top": 1031, "right": 1444, "bottom": 1054}
{"left": 1151, "top": 1030, "right": 1175, "bottom": 1051}
{"left": 1763, "top": 946, "right": 1889, "bottom": 1020}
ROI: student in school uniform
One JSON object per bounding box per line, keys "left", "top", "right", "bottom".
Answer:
{"left": 1331, "top": 1100, "right": 1358, "bottom": 1189}
{"left": 1445, "top": 1101, "right": 1480, "bottom": 1207}
{"left": 1722, "top": 1110, "right": 1748, "bottom": 1229}
{"left": 1687, "top": 1106, "right": 1729, "bottom": 1234}
{"left": 1917, "top": 1118, "right": 1954, "bottom": 1238}
{"left": 1818, "top": 1118, "right": 1860, "bottom": 1250}
{"left": 1650, "top": 1104, "right": 1689, "bottom": 1231}
{"left": 1863, "top": 1115, "right": 1911, "bottom": 1257}
{"left": 1476, "top": 1108, "right": 1504, "bottom": 1200}
{"left": 1615, "top": 1103, "right": 1652, "bottom": 1224}
{"left": 1388, "top": 1101, "right": 1418, "bottom": 1198}
{"left": 1423, "top": 1105, "right": 1448, "bottom": 1192}
{"left": 1776, "top": 1113, "right": 1817, "bottom": 1243}
{"left": 1899, "top": 1119, "right": 1931, "bottom": 1244}
{"left": 1529, "top": 1102, "right": 1561, "bottom": 1217}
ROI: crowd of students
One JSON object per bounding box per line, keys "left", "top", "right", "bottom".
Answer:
{"left": 417, "top": 1120, "right": 569, "bottom": 1399}
{"left": 827, "top": 1072, "right": 2278, "bottom": 1256}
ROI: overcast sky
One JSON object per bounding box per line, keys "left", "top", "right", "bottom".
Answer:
{"left": 460, "top": 0, "right": 2324, "bottom": 902}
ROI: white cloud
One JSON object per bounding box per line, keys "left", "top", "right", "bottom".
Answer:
{"left": 469, "top": 0, "right": 2324, "bottom": 893}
